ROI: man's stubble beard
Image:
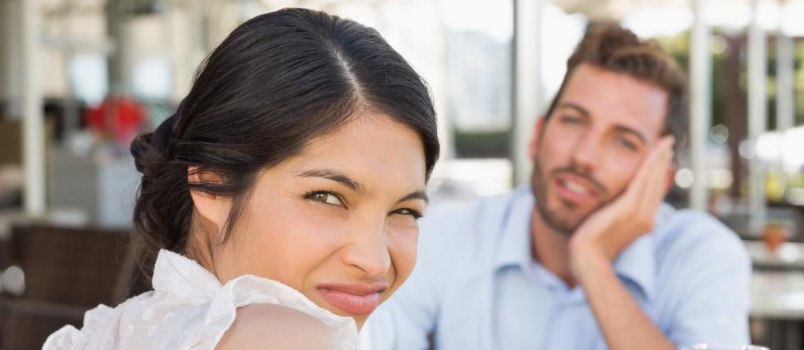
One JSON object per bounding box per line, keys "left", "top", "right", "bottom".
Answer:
{"left": 530, "top": 152, "right": 608, "bottom": 236}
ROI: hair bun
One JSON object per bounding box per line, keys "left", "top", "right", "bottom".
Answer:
{"left": 130, "top": 133, "right": 156, "bottom": 173}
{"left": 130, "top": 112, "right": 178, "bottom": 174}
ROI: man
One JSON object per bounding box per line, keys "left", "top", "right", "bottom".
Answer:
{"left": 372, "top": 24, "right": 750, "bottom": 349}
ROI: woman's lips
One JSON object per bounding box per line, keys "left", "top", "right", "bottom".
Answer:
{"left": 316, "top": 283, "right": 388, "bottom": 316}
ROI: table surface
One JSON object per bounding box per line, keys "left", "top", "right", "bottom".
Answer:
{"left": 745, "top": 241, "right": 804, "bottom": 270}
{"left": 751, "top": 270, "right": 804, "bottom": 319}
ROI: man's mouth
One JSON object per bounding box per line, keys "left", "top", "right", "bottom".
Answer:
{"left": 562, "top": 179, "right": 591, "bottom": 195}
{"left": 555, "top": 175, "right": 599, "bottom": 203}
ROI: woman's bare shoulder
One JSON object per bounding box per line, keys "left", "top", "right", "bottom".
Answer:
{"left": 215, "top": 303, "right": 339, "bottom": 350}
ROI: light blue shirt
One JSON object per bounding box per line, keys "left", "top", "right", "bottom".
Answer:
{"left": 371, "top": 187, "right": 751, "bottom": 350}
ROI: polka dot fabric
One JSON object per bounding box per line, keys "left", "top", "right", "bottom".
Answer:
{"left": 43, "top": 250, "right": 359, "bottom": 350}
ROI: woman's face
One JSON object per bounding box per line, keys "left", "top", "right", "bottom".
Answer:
{"left": 190, "top": 114, "right": 427, "bottom": 328}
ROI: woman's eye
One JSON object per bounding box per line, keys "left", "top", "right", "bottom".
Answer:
{"left": 304, "top": 191, "right": 343, "bottom": 206}
{"left": 392, "top": 208, "right": 423, "bottom": 220}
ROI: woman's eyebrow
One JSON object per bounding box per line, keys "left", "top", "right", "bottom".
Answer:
{"left": 297, "top": 169, "right": 427, "bottom": 203}
{"left": 398, "top": 191, "right": 429, "bottom": 204}
{"left": 297, "top": 169, "right": 364, "bottom": 193}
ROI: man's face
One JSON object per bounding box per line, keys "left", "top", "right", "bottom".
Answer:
{"left": 530, "top": 64, "right": 668, "bottom": 234}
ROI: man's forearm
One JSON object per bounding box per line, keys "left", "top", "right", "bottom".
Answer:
{"left": 575, "top": 251, "right": 675, "bottom": 350}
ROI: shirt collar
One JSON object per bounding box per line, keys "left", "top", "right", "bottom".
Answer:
{"left": 615, "top": 203, "right": 674, "bottom": 300}
{"left": 494, "top": 187, "right": 536, "bottom": 271}
{"left": 152, "top": 249, "right": 223, "bottom": 299}
{"left": 613, "top": 233, "right": 656, "bottom": 300}
{"left": 493, "top": 186, "right": 666, "bottom": 300}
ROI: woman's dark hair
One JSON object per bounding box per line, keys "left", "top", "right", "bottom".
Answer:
{"left": 128, "top": 8, "right": 439, "bottom": 294}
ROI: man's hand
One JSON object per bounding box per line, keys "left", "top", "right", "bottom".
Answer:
{"left": 565, "top": 135, "right": 678, "bottom": 350}
{"left": 569, "top": 135, "right": 675, "bottom": 278}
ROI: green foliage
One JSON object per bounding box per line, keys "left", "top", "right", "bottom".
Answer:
{"left": 656, "top": 30, "right": 804, "bottom": 130}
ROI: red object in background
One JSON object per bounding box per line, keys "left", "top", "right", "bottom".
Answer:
{"left": 762, "top": 223, "right": 787, "bottom": 254}
{"left": 85, "top": 97, "right": 147, "bottom": 146}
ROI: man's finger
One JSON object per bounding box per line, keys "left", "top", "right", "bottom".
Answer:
{"left": 638, "top": 137, "right": 675, "bottom": 214}
{"left": 626, "top": 136, "right": 675, "bottom": 200}
{"left": 640, "top": 150, "right": 673, "bottom": 214}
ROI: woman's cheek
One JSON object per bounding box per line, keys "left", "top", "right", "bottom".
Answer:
{"left": 387, "top": 223, "right": 419, "bottom": 284}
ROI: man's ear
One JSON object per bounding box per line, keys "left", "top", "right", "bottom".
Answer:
{"left": 664, "top": 163, "right": 676, "bottom": 195}
{"left": 188, "top": 166, "right": 230, "bottom": 232}
{"left": 528, "top": 116, "right": 546, "bottom": 162}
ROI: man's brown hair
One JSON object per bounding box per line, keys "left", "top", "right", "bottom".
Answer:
{"left": 544, "top": 24, "right": 687, "bottom": 137}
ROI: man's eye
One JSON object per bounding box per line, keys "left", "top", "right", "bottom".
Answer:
{"left": 561, "top": 115, "right": 583, "bottom": 124}
{"left": 392, "top": 208, "right": 423, "bottom": 220}
{"left": 617, "top": 137, "right": 638, "bottom": 151}
{"left": 304, "top": 191, "right": 344, "bottom": 206}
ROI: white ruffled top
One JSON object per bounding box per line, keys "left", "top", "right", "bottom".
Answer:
{"left": 43, "top": 249, "right": 359, "bottom": 350}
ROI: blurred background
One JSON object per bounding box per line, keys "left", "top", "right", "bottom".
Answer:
{"left": 0, "top": 0, "right": 803, "bottom": 348}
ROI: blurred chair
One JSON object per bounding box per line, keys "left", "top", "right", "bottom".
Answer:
{"left": 0, "top": 120, "right": 22, "bottom": 166}
{"left": 719, "top": 206, "right": 803, "bottom": 242}
{"left": 0, "top": 237, "right": 11, "bottom": 273}
{"left": 0, "top": 224, "right": 134, "bottom": 350}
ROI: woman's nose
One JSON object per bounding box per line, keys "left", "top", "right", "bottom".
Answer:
{"left": 341, "top": 222, "right": 391, "bottom": 278}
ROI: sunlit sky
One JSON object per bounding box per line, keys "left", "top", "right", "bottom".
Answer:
{"left": 438, "top": 0, "right": 513, "bottom": 41}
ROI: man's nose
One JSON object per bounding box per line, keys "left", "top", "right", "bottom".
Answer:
{"left": 571, "top": 131, "right": 601, "bottom": 172}
{"left": 341, "top": 221, "right": 391, "bottom": 278}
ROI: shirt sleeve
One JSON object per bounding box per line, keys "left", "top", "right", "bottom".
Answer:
{"left": 659, "top": 214, "right": 752, "bottom": 347}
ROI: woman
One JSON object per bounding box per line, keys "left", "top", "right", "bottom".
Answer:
{"left": 44, "top": 8, "right": 438, "bottom": 350}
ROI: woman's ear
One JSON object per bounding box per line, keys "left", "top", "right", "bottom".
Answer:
{"left": 188, "top": 166, "right": 230, "bottom": 233}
